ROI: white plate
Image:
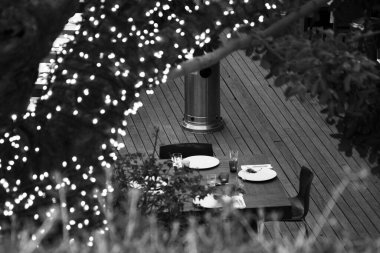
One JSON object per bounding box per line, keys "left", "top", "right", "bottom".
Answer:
{"left": 238, "top": 168, "right": 277, "bottom": 181}
{"left": 193, "top": 194, "right": 222, "bottom": 208}
{"left": 183, "top": 155, "right": 220, "bottom": 169}
{"left": 193, "top": 194, "right": 246, "bottom": 209}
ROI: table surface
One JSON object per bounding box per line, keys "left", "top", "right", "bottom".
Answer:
{"left": 182, "top": 154, "right": 291, "bottom": 214}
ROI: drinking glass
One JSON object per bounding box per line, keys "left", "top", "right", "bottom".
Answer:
{"left": 219, "top": 172, "right": 229, "bottom": 184}
{"left": 229, "top": 150, "right": 239, "bottom": 172}
{"left": 206, "top": 174, "right": 217, "bottom": 187}
{"left": 171, "top": 153, "right": 183, "bottom": 168}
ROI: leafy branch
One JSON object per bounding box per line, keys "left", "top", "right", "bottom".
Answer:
{"left": 168, "top": 0, "right": 331, "bottom": 79}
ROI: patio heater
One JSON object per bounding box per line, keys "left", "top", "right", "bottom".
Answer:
{"left": 181, "top": 62, "right": 224, "bottom": 133}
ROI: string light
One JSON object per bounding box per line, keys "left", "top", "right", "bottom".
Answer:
{"left": 0, "top": 0, "right": 281, "bottom": 243}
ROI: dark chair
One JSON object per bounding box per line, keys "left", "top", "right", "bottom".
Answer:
{"left": 258, "top": 166, "right": 314, "bottom": 237}
{"left": 159, "top": 143, "right": 214, "bottom": 159}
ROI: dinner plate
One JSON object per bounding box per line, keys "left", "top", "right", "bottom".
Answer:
{"left": 238, "top": 168, "right": 277, "bottom": 181}
{"left": 193, "top": 194, "right": 222, "bottom": 208}
{"left": 193, "top": 194, "right": 246, "bottom": 209}
{"left": 183, "top": 155, "right": 220, "bottom": 169}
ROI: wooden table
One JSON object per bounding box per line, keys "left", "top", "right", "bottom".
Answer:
{"left": 183, "top": 155, "right": 292, "bottom": 219}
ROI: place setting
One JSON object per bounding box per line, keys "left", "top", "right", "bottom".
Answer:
{"left": 167, "top": 150, "right": 279, "bottom": 210}
{"left": 238, "top": 164, "right": 277, "bottom": 182}
{"left": 228, "top": 150, "right": 277, "bottom": 182}
{"left": 169, "top": 152, "right": 220, "bottom": 170}
{"left": 192, "top": 175, "right": 246, "bottom": 209}
{"left": 182, "top": 155, "right": 220, "bottom": 170}
{"left": 167, "top": 152, "right": 245, "bottom": 209}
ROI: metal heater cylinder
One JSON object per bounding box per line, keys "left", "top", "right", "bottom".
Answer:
{"left": 181, "top": 62, "right": 224, "bottom": 133}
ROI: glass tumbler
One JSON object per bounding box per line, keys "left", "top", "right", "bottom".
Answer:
{"left": 206, "top": 174, "right": 217, "bottom": 187}
{"left": 171, "top": 153, "right": 183, "bottom": 168}
{"left": 229, "top": 150, "right": 239, "bottom": 173}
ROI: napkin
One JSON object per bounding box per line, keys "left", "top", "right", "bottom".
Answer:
{"left": 193, "top": 194, "right": 220, "bottom": 208}
{"left": 231, "top": 194, "right": 246, "bottom": 209}
{"left": 241, "top": 164, "right": 272, "bottom": 172}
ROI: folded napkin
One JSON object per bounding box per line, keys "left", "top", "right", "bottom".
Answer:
{"left": 231, "top": 194, "right": 246, "bottom": 209}
{"left": 241, "top": 164, "right": 272, "bottom": 172}
{"left": 218, "top": 194, "right": 246, "bottom": 209}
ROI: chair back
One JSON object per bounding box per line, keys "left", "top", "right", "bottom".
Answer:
{"left": 159, "top": 143, "right": 214, "bottom": 159}
{"left": 297, "top": 166, "right": 314, "bottom": 219}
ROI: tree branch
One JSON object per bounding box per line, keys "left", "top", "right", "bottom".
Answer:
{"left": 168, "top": 0, "right": 331, "bottom": 79}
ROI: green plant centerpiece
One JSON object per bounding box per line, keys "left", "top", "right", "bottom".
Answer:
{"left": 112, "top": 152, "right": 208, "bottom": 220}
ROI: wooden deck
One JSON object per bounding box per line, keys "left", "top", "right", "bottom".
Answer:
{"left": 122, "top": 50, "right": 380, "bottom": 242}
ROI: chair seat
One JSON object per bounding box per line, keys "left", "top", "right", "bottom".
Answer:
{"left": 289, "top": 196, "right": 304, "bottom": 220}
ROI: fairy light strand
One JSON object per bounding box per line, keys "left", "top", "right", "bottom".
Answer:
{"left": 0, "top": 0, "right": 282, "bottom": 241}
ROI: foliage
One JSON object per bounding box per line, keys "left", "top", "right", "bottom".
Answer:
{"left": 111, "top": 129, "right": 248, "bottom": 221}
{"left": 112, "top": 152, "right": 206, "bottom": 218}
{"left": 247, "top": 29, "right": 380, "bottom": 173}
{"left": 244, "top": 1, "right": 380, "bottom": 173}
{"left": 1, "top": 188, "right": 379, "bottom": 253}
{"left": 0, "top": 157, "right": 374, "bottom": 253}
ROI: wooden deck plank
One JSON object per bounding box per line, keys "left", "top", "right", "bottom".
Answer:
{"left": 250, "top": 54, "right": 380, "bottom": 207}
{"left": 154, "top": 83, "right": 194, "bottom": 144}
{"left": 235, "top": 51, "right": 376, "bottom": 237}
{"left": 280, "top": 100, "right": 380, "bottom": 235}
{"left": 220, "top": 63, "right": 283, "bottom": 156}
{"left": 220, "top": 92, "right": 259, "bottom": 155}
{"left": 221, "top": 58, "right": 326, "bottom": 237}
{"left": 130, "top": 113, "right": 156, "bottom": 154}
{"left": 144, "top": 85, "right": 183, "bottom": 144}
{"left": 221, "top": 56, "right": 337, "bottom": 239}
{"left": 291, "top": 94, "right": 380, "bottom": 196}
{"left": 220, "top": 70, "right": 263, "bottom": 155}
{"left": 223, "top": 54, "right": 360, "bottom": 240}
{"left": 219, "top": 64, "right": 307, "bottom": 238}
{"left": 157, "top": 81, "right": 199, "bottom": 143}
{"left": 140, "top": 96, "right": 172, "bottom": 146}
{"left": 120, "top": 124, "right": 137, "bottom": 155}
{"left": 126, "top": 118, "right": 148, "bottom": 154}
{"left": 250, "top": 54, "right": 380, "bottom": 197}
{"left": 234, "top": 52, "right": 380, "bottom": 236}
